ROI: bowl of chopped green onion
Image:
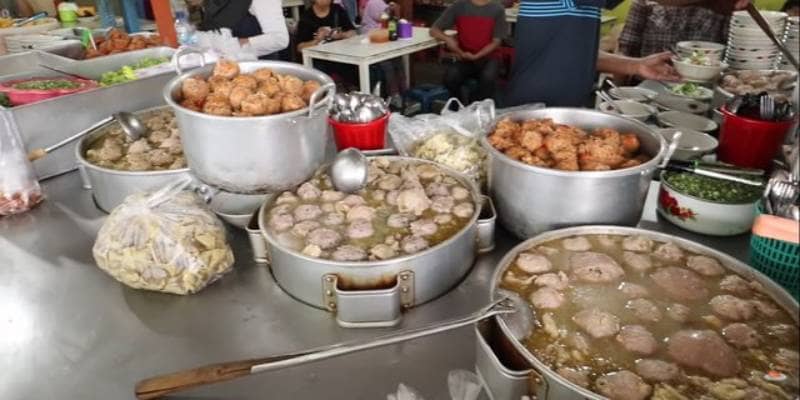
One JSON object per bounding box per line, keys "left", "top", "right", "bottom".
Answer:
{"left": 0, "top": 77, "right": 98, "bottom": 106}
{"left": 658, "top": 170, "right": 762, "bottom": 236}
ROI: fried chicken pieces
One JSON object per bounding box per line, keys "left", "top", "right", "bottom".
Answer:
{"left": 178, "top": 59, "right": 322, "bottom": 117}
{"left": 488, "top": 118, "right": 648, "bottom": 171}
{"left": 85, "top": 29, "right": 162, "bottom": 59}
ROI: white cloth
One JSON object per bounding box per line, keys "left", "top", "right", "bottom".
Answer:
{"left": 247, "top": 0, "right": 290, "bottom": 56}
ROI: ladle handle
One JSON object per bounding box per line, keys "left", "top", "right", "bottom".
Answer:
{"left": 173, "top": 47, "right": 207, "bottom": 76}
{"left": 134, "top": 298, "right": 514, "bottom": 399}
{"left": 27, "top": 116, "right": 113, "bottom": 161}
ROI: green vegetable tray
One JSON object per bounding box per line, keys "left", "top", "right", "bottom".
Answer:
{"left": 750, "top": 202, "right": 800, "bottom": 299}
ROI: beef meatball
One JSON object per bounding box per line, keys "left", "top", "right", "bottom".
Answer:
{"left": 321, "top": 190, "right": 345, "bottom": 202}
{"left": 686, "top": 255, "right": 725, "bottom": 277}
{"left": 635, "top": 359, "right": 680, "bottom": 383}
{"left": 321, "top": 212, "right": 345, "bottom": 226}
{"left": 653, "top": 242, "right": 684, "bottom": 262}
{"left": 377, "top": 174, "right": 402, "bottom": 191}
{"left": 709, "top": 295, "right": 756, "bottom": 321}
{"left": 306, "top": 228, "right": 342, "bottom": 249}
{"left": 347, "top": 219, "right": 374, "bottom": 239}
{"left": 346, "top": 205, "right": 376, "bottom": 222}
{"left": 369, "top": 244, "right": 396, "bottom": 260}
{"left": 667, "top": 330, "right": 741, "bottom": 377}
{"left": 409, "top": 219, "right": 437, "bottom": 237}
{"left": 650, "top": 267, "right": 708, "bottom": 301}
{"left": 397, "top": 189, "right": 431, "bottom": 216}
{"left": 293, "top": 204, "right": 323, "bottom": 221}
{"left": 626, "top": 298, "right": 662, "bottom": 323}
{"left": 622, "top": 235, "right": 653, "bottom": 252}
{"left": 516, "top": 252, "right": 552, "bottom": 274}
{"left": 452, "top": 202, "right": 475, "bottom": 218}
{"left": 562, "top": 236, "right": 592, "bottom": 251}
{"left": 291, "top": 220, "right": 320, "bottom": 237}
{"left": 556, "top": 368, "right": 590, "bottom": 388}
{"left": 332, "top": 245, "right": 367, "bottom": 261}
{"left": 722, "top": 323, "right": 761, "bottom": 349}
{"left": 534, "top": 272, "right": 569, "bottom": 290}
{"left": 434, "top": 214, "right": 453, "bottom": 225}
{"left": 401, "top": 236, "right": 429, "bottom": 254}
{"left": 619, "top": 282, "right": 650, "bottom": 299}
{"left": 616, "top": 325, "right": 658, "bottom": 355}
{"left": 529, "top": 287, "right": 565, "bottom": 309}
{"left": 387, "top": 213, "right": 413, "bottom": 229}
{"left": 595, "top": 370, "right": 652, "bottom": 400}
{"left": 269, "top": 213, "right": 294, "bottom": 232}
{"left": 622, "top": 251, "right": 653, "bottom": 272}
{"left": 297, "top": 182, "right": 321, "bottom": 200}
{"left": 572, "top": 309, "right": 620, "bottom": 338}
{"left": 719, "top": 275, "right": 752, "bottom": 297}
{"left": 666, "top": 303, "right": 691, "bottom": 323}
{"left": 430, "top": 196, "right": 455, "bottom": 214}
{"left": 569, "top": 252, "right": 625, "bottom": 283}
{"left": 451, "top": 185, "right": 470, "bottom": 200}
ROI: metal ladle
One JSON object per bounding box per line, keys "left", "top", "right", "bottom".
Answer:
{"left": 113, "top": 111, "right": 148, "bottom": 141}
{"left": 330, "top": 148, "right": 369, "bottom": 193}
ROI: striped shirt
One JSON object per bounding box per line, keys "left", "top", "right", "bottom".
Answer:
{"left": 517, "top": 0, "right": 601, "bottom": 20}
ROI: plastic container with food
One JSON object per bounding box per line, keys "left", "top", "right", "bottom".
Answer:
{"left": 658, "top": 170, "right": 762, "bottom": 236}
{"left": 0, "top": 77, "right": 97, "bottom": 106}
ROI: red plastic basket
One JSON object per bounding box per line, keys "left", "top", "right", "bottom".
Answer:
{"left": 329, "top": 113, "right": 389, "bottom": 151}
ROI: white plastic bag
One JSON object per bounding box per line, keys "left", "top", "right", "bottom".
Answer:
{"left": 0, "top": 110, "right": 43, "bottom": 216}
{"left": 388, "top": 98, "right": 495, "bottom": 187}
{"left": 92, "top": 180, "right": 234, "bottom": 295}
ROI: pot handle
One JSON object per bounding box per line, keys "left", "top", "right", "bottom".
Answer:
{"left": 322, "top": 272, "right": 415, "bottom": 328}
{"left": 246, "top": 208, "right": 270, "bottom": 264}
{"left": 477, "top": 195, "right": 497, "bottom": 253}
{"left": 173, "top": 46, "right": 207, "bottom": 76}
{"left": 307, "top": 82, "right": 336, "bottom": 118}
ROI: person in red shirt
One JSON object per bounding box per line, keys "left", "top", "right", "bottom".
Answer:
{"left": 431, "top": 0, "right": 508, "bottom": 103}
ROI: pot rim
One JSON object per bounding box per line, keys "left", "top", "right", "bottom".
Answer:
{"left": 258, "top": 156, "right": 483, "bottom": 268}
{"left": 659, "top": 170, "right": 761, "bottom": 206}
{"left": 480, "top": 107, "right": 667, "bottom": 178}
{"left": 74, "top": 105, "right": 191, "bottom": 176}
{"left": 490, "top": 225, "right": 799, "bottom": 400}
{"left": 162, "top": 60, "right": 335, "bottom": 122}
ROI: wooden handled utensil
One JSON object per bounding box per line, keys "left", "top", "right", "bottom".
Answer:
{"left": 27, "top": 117, "right": 112, "bottom": 161}
{"left": 135, "top": 298, "right": 516, "bottom": 399}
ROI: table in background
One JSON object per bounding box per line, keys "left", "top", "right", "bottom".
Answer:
{"left": 283, "top": 0, "right": 305, "bottom": 22}
{"left": 0, "top": 171, "right": 751, "bottom": 400}
{"left": 302, "top": 27, "right": 441, "bottom": 93}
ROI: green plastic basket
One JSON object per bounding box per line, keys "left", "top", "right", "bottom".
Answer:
{"left": 749, "top": 202, "right": 800, "bottom": 299}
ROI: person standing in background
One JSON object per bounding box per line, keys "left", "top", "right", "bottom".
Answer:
{"left": 361, "top": 0, "right": 407, "bottom": 103}
{"left": 192, "top": 0, "right": 289, "bottom": 59}
{"left": 619, "top": 0, "right": 730, "bottom": 59}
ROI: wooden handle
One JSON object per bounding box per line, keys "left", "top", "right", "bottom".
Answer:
{"left": 134, "top": 358, "right": 262, "bottom": 399}
{"left": 27, "top": 148, "right": 46, "bottom": 162}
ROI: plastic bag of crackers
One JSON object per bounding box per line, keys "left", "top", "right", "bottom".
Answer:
{"left": 92, "top": 179, "right": 234, "bottom": 295}
{"left": 0, "top": 111, "right": 43, "bottom": 216}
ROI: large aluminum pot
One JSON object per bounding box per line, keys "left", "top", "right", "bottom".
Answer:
{"left": 163, "top": 59, "right": 336, "bottom": 194}
{"left": 481, "top": 108, "right": 666, "bottom": 239}
{"left": 75, "top": 106, "right": 191, "bottom": 213}
{"left": 476, "top": 226, "right": 800, "bottom": 400}
{"left": 254, "top": 157, "right": 496, "bottom": 328}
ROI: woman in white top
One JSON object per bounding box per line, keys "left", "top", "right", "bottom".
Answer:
{"left": 194, "top": 0, "right": 289, "bottom": 59}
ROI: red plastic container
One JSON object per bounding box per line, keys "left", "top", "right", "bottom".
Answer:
{"left": 329, "top": 113, "right": 389, "bottom": 151}
{"left": 0, "top": 77, "right": 98, "bottom": 106}
{"left": 717, "top": 106, "right": 796, "bottom": 170}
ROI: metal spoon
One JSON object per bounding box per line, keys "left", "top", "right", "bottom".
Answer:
{"left": 27, "top": 116, "right": 114, "bottom": 161}
{"left": 659, "top": 131, "right": 682, "bottom": 169}
{"left": 330, "top": 148, "right": 369, "bottom": 193}
{"left": 113, "top": 111, "right": 148, "bottom": 141}
{"left": 596, "top": 90, "right": 624, "bottom": 114}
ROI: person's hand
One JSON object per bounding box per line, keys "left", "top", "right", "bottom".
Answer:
{"left": 634, "top": 52, "right": 681, "bottom": 82}
{"left": 733, "top": 0, "right": 750, "bottom": 10}
{"left": 462, "top": 52, "right": 478, "bottom": 61}
{"left": 316, "top": 26, "right": 333, "bottom": 38}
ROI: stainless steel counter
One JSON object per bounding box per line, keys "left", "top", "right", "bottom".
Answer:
{"left": 0, "top": 172, "right": 750, "bottom": 400}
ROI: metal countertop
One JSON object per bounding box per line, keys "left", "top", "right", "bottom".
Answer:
{"left": 0, "top": 172, "right": 750, "bottom": 400}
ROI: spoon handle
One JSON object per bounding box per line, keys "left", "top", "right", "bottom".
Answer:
{"left": 28, "top": 117, "right": 113, "bottom": 162}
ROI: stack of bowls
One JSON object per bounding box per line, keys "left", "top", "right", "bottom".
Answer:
{"left": 726, "top": 10, "right": 788, "bottom": 70}
{"left": 780, "top": 16, "right": 799, "bottom": 71}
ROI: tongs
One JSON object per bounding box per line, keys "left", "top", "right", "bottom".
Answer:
{"left": 669, "top": 160, "right": 765, "bottom": 177}
{"left": 663, "top": 161, "right": 764, "bottom": 187}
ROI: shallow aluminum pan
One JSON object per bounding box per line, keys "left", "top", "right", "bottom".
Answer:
{"left": 252, "top": 157, "right": 496, "bottom": 328}
{"left": 481, "top": 108, "right": 666, "bottom": 239}
{"left": 0, "top": 50, "right": 74, "bottom": 78}
{"left": 75, "top": 106, "right": 191, "bottom": 213}
{"left": 60, "top": 47, "right": 177, "bottom": 81}
{"left": 479, "top": 226, "right": 800, "bottom": 400}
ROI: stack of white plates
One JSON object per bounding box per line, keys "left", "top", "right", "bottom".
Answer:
{"left": 780, "top": 16, "right": 799, "bottom": 71}
{"left": 4, "top": 34, "right": 63, "bottom": 54}
{"left": 726, "top": 10, "right": 787, "bottom": 70}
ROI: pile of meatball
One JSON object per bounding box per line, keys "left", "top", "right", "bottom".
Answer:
{"left": 86, "top": 29, "right": 163, "bottom": 59}
{"left": 501, "top": 234, "right": 799, "bottom": 400}
{"left": 265, "top": 158, "right": 476, "bottom": 262}
{"left": 488, "top": 118, "right": 649, "bottom": 171}
{"left": 179, "top": 59, "right": 322, "bottom": 117}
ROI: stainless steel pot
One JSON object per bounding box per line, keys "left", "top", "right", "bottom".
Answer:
{"left": 163, "top": 55, "right": 336, "bottom": 194}
{"left": 75, "top": 106, "right": 191, "bottom": 213}
{"left": 251, "top": 157, "right": 497, "bottom": 328}
{"left": 477, "top": 226, "right": 800, "bottom": 400}
{"left": 481, "top": 108, "right": 666, "bottom": 239}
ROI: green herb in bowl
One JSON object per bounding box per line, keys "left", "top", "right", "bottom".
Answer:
{"left": 13, "top": 79, "right": 81, "bottom": 90}
{"left": 100, "top": 57, "right": 169, "bottom": 87}
{"left": 663, "top": 171, "right": 763, "bottom": 204}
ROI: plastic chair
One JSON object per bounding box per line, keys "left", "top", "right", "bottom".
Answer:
{"left": 405, "top": 84, "right": 451, "bottom": 113}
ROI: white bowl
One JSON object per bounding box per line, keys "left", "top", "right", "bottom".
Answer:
{"left": 209, "top": 191, "right": 269, "bottom": 229}
{"left": 657, "top": 110, "right": 718, "bottom": 132}
{"left": 608, "top": 86, "right": 657, "bottom": 102}
{"left": 597, "top": 100, "right": 656, "bottom": 122}
{"left": 653, "top": 94, "right": 710, "bottom": 114}
{"left": 658, "top": 171, "right": 758, "bottom": 236}
{"left": 658, "top": 128, "right": 718, "bottom": 160}
{"left": 668, "top": 83, "right": 715, "bottom": 100}
{"left": 676, "top": 41, "right": 726, "bottom": 57}
{"left": 672, "top": 58, "right": 727, "bottom": 82}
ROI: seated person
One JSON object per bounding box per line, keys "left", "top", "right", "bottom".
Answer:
{"left": 0, "top": 0, "right": 33, "bottom": 17}
{"left": 297, "top": 0, "right": 358, "bottom": 86}
{"left": 361, "top": 0, "right": 406, "bottom": 103}
{"left": 430, "top": 0, "right": 508, "bottom": 104}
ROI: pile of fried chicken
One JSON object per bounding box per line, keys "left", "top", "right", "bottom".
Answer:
{"left": 179, "top": 59, "right": 322, "bottom": 117}
{"left": 85, "top": 29, "right": 162, "bottom": 59}
{"left": 488, "top": 118, "right": 649, "bottom": 171}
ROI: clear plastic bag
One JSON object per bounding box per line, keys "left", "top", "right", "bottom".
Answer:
{"left": 0, "top": 110, "right": 43, "bottom": 216}
{"left": 388, "top": 98, "right": 496, "bottom": 187}
{"left": 92, "top": 179, "right": 234, "bottom": 295}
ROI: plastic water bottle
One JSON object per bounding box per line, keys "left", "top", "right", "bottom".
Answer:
{"left": 171, "top": 0, "right": 195, "bottom": 45}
